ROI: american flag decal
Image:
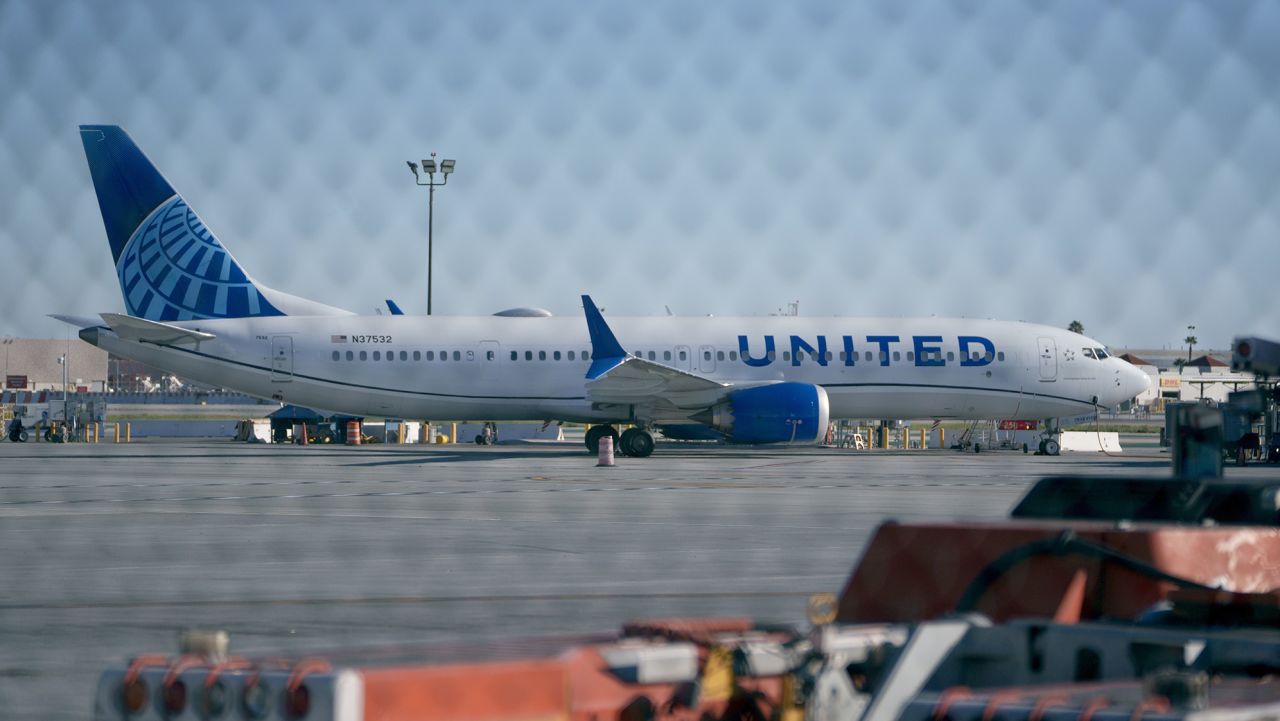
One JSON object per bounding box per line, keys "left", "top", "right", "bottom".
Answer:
{"left": 331, "top": 335, "right": 347, "bottom": 343}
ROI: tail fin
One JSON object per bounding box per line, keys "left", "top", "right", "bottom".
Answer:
{"left": 80, "top": 125, "right": 348, "bottom": 320}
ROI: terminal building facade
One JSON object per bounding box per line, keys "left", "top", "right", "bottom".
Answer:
{"left": 1118, "top": 349, "right": 1256, "bottom": 410}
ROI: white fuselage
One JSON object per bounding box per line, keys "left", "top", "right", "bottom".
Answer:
{"left": 84, "top": 314, "right": 1147, "bottom": 423}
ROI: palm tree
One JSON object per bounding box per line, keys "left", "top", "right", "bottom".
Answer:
{"left": 1185, "top": 325, "right": 1197, "bottom": 362}
{"left": 1067, "top": 320, "right": 1084, "bottom": 334}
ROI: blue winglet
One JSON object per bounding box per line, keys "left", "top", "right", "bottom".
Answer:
{"left": 386, "top": 299, "right": 404, "bottom": 315}
{"left": 582, "top": 294, "right": 627, "bottom": 379}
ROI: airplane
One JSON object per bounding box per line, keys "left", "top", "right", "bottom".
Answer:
{"left": 58, "top": 125, "right": 1150, "bottom": 458}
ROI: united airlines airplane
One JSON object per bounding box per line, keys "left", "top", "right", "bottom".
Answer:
{"left": 58, "top": 125, "right": 1149, "bottom": 457}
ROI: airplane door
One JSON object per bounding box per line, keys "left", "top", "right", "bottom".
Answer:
{"left": 698, "top": 345, "right": 716, "bottom": 373}
{"left": 271, "top": 336, "right": 293, "bottom": 382}
{"left": 1037, "top": 337, "right": 1057, "bottom": 381}
{"left": 674, "top": 345, "right": 692, "bottom": 372}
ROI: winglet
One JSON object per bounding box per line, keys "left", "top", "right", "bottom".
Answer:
{"left": 386, "top": 299, "right": 405, "bottom": 315}
{"left": 582, "top": 294, "right": 628, "bottom": 380}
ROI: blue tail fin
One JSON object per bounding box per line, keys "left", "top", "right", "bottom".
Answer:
{"left": 79, "top": 125, "right": 284, "bottom": 321}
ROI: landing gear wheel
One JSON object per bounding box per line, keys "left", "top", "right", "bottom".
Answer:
{"left": 584, "top": 425, "right": 618, "bottom": 454}
{"left": 619, "top": 428, "right": 655, "bottom": 458}
{"left": 1044, "top": 439, "right": 1061, "bottom": 456}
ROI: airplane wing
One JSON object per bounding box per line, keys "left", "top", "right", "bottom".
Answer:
{"left": 580, "top": 295, "right": 749, "bottom": 414}
{"left": 586, "top": 356, "right": 728, "bottom": 406}
{"left": 99, "top": 313, "right": 216, "bottom": 345}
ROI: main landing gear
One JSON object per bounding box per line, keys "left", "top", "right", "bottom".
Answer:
{"left": 584, "top": 425, "right": 655, "bottom": 458}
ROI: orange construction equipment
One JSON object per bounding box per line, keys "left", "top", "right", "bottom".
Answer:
{"left": 835, "top": 521, "right": 1280, "bottom": 624}
{"left": 345, "top": 420, "right": 361, "bottom": 445}
{"left": 89, "top": 476, "right": 1280, "bottom": 721}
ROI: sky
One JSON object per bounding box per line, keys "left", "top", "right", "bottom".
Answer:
{"left": 1, "top": 0, "right": 1278, "bottom": 349}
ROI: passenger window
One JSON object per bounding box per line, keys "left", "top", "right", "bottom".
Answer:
{"left": 439, "top": 350, "right": 447, "bottom": 360}
{"left": 525, "top": 351, "right": 532, "bottom": 361}
{"left": 426, "top": 351, "right": 435, "bottom": 360}
{"left": 568, "top": 351, "right": 576, "bottom": 360}
{"left": 664, "top": 351, "right": 672, "bottom": 361}
{"left": 399, "top": 351, "right": 406, "bottom": 361}
{"left": 892, "top": 351, "right": 900, "bottom": 361}
{"left": 865, "top": 351, "right": 873, "bottom": 361}
{"left": 345, "top": 350, "right": 354, "bottom": 361}
{"left": 485, "top": 351, "right": 493, "bottom": 361}
{"left": 947, "top": 351, "right": 954, "bottom": 361}
{"left": 906, "top": 351, "right": 915, "bottom": 361}
{"left": 386, "top": 353, "right": 393, "bottom": 362}
{"left": 372, "top": 351, "right": 381, "bottom": 361}
{"left": 331, "top": 351, "right": 339, "bottom": 361}
{"left": 510, "top": 351, "right": 517, "bottom": 361}
{"left": 704, "top": 351, "right": 712, "bottom": 361}
{"left": 583, "top": 351, "right": 591, "bottom": 360}
{"left": 359, "top": 351, "right": 367, "bottom": 361}
{"left": 717, "top": 351, "right": 725, "bottom": 361}
{"left": 997, "top": 351, "right": 1005, "bottom": 362}
{"left": 826, "top": 351, "right": 833, "bottom": 361}
{"left": 466, "top": 351, "right": 474, "bottom": 361}
{"left": 554, "top": 351, "right": 561, "bottom": 361}
{"left": 539, "top": 351, "right": 546, "bottom": 361}
{"left": 649, "top": 351, "right": 657, "bottom": 360}
{"left": 783, "top": 351, "right": 791, "bottom": 361}
{"left": 413, "top": 351, "right": 421, "bottom": 361}
{"left": 680, "top": 350, "right": 688, "bottom": 360}
{"left": 454, "top": 351, "right": 461, "bottom": 361}
{"left": 879, "top": 351, "right": 887, "bottom": 362}
{"left": 729, "top": 351, "right": 737, "bottom": 361}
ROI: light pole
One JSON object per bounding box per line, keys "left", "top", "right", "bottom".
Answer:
{"left": 406, "top": 153, "right": 457, "bottom": 315}
{"left": 58, "top": 354, "right": 67, "bottom": 427}
{"left": 2, "top": 337, "right": 12, "bottom": 390}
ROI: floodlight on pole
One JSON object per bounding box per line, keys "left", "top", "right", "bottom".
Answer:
{"left": 406, "top": 150, "right": 456, "bottom": 315}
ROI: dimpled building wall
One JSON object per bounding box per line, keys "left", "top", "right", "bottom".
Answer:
{"left": 1, "top": 0, "right": 1278, "bottom": 346}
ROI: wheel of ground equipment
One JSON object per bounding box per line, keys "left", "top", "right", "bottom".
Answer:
{"left": 17, "top": 430, "right": 28, "bottom": 443}
{"left": 973, "top": 443, "right": 981, "bottom": 453}
{"left": 1044, "top": 438, "right": 1061, "bottom": 456}
{"left": 1037, "top": 439, "right": 1047, "bottom": 455}
{"left": 1022, "top": 443, "right": 1029, "bottom": 453}
{"left": 475, "top": 434, "right": 486, "bottom": 445}
{"left": 584, "top": 424, "right": 619, "bottom": 454}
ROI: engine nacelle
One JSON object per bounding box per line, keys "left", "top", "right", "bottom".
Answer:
{"left": 694, "top": 383, "right": 831, "bottom": 444}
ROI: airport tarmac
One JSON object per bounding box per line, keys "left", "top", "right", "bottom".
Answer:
{"left": 2, "top": 440, "right": 1269, "bottom": 720}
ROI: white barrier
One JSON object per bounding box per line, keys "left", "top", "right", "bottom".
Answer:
{"left": 1058, "top": 431, "right": 1122, "bottom": 453}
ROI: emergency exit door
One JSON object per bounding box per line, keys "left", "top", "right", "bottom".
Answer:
{"left": 1037, "top": 337, "right": 1057, "bottom": 381}
{"left": 271, "top": 336, "right": 293, "bottom": 382}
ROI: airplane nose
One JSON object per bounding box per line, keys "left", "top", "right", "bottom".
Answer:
{"left": 1120, "top": 364, "right": 1150, "bottom": 402}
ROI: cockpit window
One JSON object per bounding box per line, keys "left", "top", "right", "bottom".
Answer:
{"left": 1082, "top": 348, "right": 1096, "bottom": 359}
{"left": 1095, "top": 347, "right": 1108, "bottom": 359}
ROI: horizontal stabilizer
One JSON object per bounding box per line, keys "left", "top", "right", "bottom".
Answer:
{"left": 100, "top": 313, "right": 216, "bottom": 345}
{"left": 49, "top": 313, "right": 104, "bottom": 329}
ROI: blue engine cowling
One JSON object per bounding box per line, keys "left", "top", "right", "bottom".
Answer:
{"left": 692, "top": 383, "right": 831, "bottom": 444}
